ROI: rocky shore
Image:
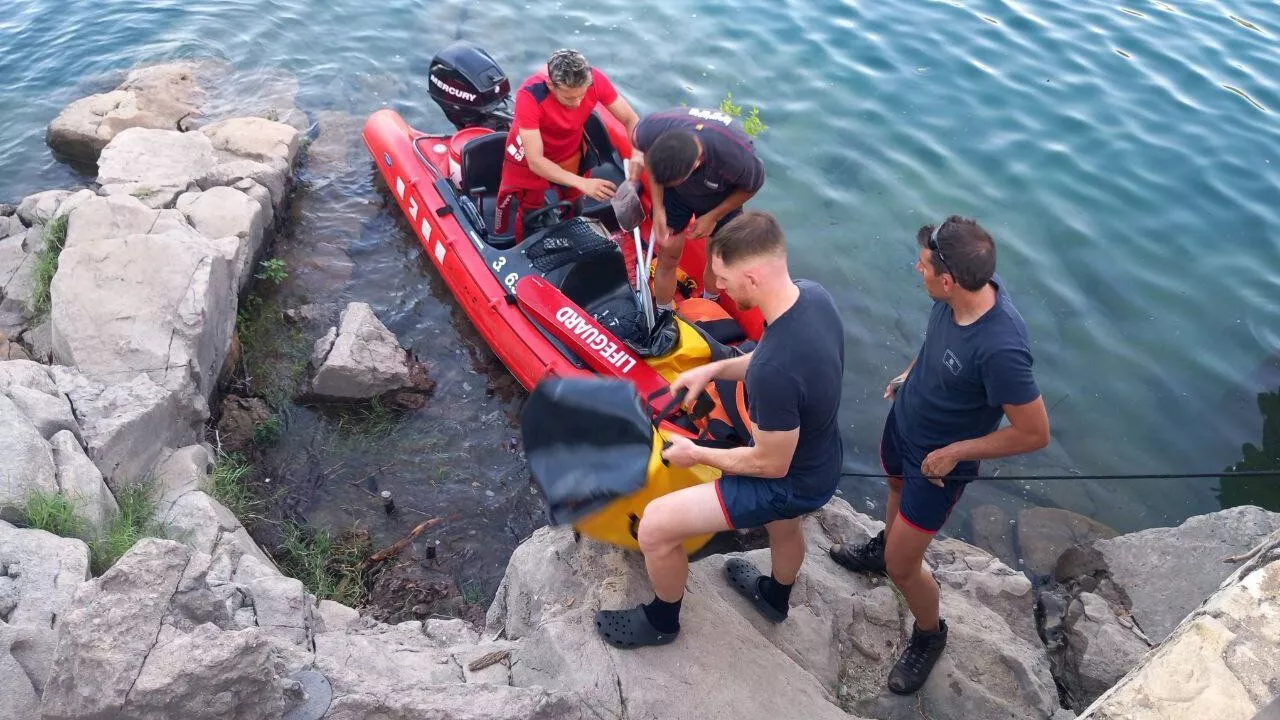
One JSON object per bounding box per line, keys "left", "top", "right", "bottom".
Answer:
{"left": 2, "top": 61, "right": 1277, "bottom": 719}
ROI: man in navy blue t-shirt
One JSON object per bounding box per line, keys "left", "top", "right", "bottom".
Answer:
{"left": 593, "top": 211, "right": 845, "bottom": 649}
{"left": 831, "top": 216, "right": 1050, "bottom": 694}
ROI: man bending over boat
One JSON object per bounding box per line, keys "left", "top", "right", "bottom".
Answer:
{"left": 631, "top": 107, "right": 765, "bottom": 310}
{"left": 829, "top": 216, "right": 1050, "bottom": 694}
{"left": 494, "top": 48, "right": 640, "bottom": 240}
{"left": 594, "top": 211, "right": 844, "bottom": 648}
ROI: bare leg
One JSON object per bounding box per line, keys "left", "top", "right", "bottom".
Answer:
{"left": 651, "top": 230, "right": 686, "bottom": 308}
{"left": 637, "top": 482, "right": 732, "bottom": 601}
{"left": 884, "top": 512, "right": 939, "bottom": 631}
{"left": 764, "top": 517, "right": 806, "bottom": 584}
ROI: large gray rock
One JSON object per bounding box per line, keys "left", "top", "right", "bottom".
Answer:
{"left": 46, "top": 61, "right": 211, "bottom": 164}
{"left": 1060, "top": 506, "right": 1280, "bottom": 643}
{"left": 0, "top": 522, "right": 90, "bottom": 627}
{"left": 16, "top": 190, "right": 72, "bottom": 226}
{"left": 1077, "top": 531, "right": 1280, "bottom": 720}
{"left": 153, "top": 445, "right": 214, "bottom": 514}
{"left": 96, "top": 128, "right": 218, "bottom": 198}
{"left": 1059, "top": 591, "right": 1152, "bottom": 707}
{"left": 0, "top": 394, "right": 57, "bottom": 520}
{"left": 309, "top": 302, "right": 414, "bottom": 400}
{"left": 175, "top": 185, "right": 266, "bottom": 289}
{"left": 487, "top": 498, "right": 1059, "bottom": 720}
{"left": 0, "top": 359, "right": 57, "bottom": 395}
{"left": 40, "top": 538, "right": 288, "bottom": 720}
{"left": 0, "top": 622, "right": 58, "bottom": 720}
{"left": 1018, "top": 506, "right": 1118, "bottom": 578}
{"left": 51, "top": 230, "right": 237, "bottom": 417}
{"left": 4, "top": 383, "right": 79, "bottom": 441}
{"left": 200, "top": 117, "right": 300, "bottom": 175}
{"left": 197, "top": 159, "right": 288, "bottom": 213}
{"left": 0, "top": 214, "right": 24, "bottom": 239}
{"left": 49, "top": 430, "right": 119, "bottom": 538}
{"left": 161, "top": 491, "right": 275, "bottom": 576}
{"left": 0, "top": 234, "right": 36, "bottom": 337}
{"left": 63, "top": 194, "right": 196, "bottom": 250}
{"left": 48, "top": 367, "right": 189, "bottom": 485}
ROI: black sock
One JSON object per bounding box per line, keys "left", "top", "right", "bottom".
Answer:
{"left": 758, "top": 575, "right": 793, "bottom": 612}
{"left": 642, "top": 595, "right": 682, "bottom": 633}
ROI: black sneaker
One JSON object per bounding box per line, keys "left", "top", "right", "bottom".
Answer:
{"left": 829, "top": 529, "right": 887, "bottom": 575}
{"left": 888, "top": 619, "right": 948, "bottom": 695}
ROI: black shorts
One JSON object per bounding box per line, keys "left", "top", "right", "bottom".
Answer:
{"left": 880, "top": 406, "right": 975, "bottom": 534}
{"left": 662, "top": 190, "right": 742, "bottom": 236}
{"left": 714, "top": 474, "right": 838, "bottom": 529}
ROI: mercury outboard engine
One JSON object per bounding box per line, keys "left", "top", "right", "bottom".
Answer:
{"left": 428, "top": 42, "right": 512, "bottom": 131}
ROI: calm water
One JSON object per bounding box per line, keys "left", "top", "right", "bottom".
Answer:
{"left": 3, "top": 0, "right": 1279, "bottom": 585}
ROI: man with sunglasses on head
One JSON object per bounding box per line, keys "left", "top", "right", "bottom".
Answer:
{"left": 830, "top": 216, "right": 1050, "bottom": 695}
{"left": 495, "top": 49, "right": 640, "bottom": 240}
{"left": 630, "top": 106, "right": 765, "bottom": 310}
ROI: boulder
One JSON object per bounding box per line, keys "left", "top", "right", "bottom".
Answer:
{"left": 969, "top": 503, "right": 1018, "bottom": 569}
{"left": 198, "top": 159, "right": 288, "bottom": 212}
{"left": 48, "top": 367, "right": 189, "bottom": 485}
{"left": 1058, "top": 506, "right": 1280, "bottom": 643}
{"left": 1018, "top": 506, "right": 1118, "bottom": 578}
{"left": 4, "top": 383, "right": 79, "bottom": 441}
{"left": 175, "top": 186, "right": 267, "bottom": 289}
{"left": 161, "top": 491, "right": 275, "bottom": 576}
{"left": 309, "top": 302, "right": 417, "bottom": 400}
{"left": 96, "top": 128, "right": 218, "bottom": 198}
{"left": 0, "top": 359, "right": 57, "bottom": 395}
{"left": 46, "top": 61, "right": 211, "bottom": 164}
{"left": 315, "top": 600, "right": 359, "bottom": 633}
{"left": 0, "top": 331, "right": 30, "bottom": 361}
{"left": 154, "top": 445, "right": 214, "bottom": 512}
{"left": 48, "top": 430, "right": 119, "bottom": 537}
{"left": 0, "top": 522, "right": 91, "bottom": 627}
{"left": 0, "top": 394, "right": 57, "bottom": 520}
{"left": 40, "top": 538, "right": 288, "bottom": 720}
{"left": 17, "top": 322, "right": 51, "bottom": 363}
{"left": 51, "top": 230, "right": 237, "bottom": 414}
{"left": 16, "top": 190, "right": 72, "bottom": 226}
{"left": 244, "top": 575, "right": 314, "bottom": 647}
{"left": 1058, "top": 591, "right": 1152, "bottom": 708}
{"left": 0, "top": 622, "right": 58, "bottom": 720}
{"left": 63, "top": 194, "right": 196, "bottom": 250}
{"left": 1077, "top": 531, "right": 1280, "bottom": 720}
{"left": 486, "top": 498, "right": 1060, "bottom": 720}
{"left": 0, "top": 214, "right": 24, "bottom": 239}
{"left": 0, "top": 234, "right": 36, "bottom": 338}
{"left": 200, "top": 117, "right": 300, "bottom": 175}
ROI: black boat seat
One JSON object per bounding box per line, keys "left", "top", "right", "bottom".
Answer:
{"left": 458, "top": 132, "right": 516, "bottom": 247}
{"left": 577, "top": 162, "right": 625, "bottom": 232}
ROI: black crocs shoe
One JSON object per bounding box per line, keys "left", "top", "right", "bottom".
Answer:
{"left": 595, "top": 605, "right": 679, "bottom": 649}
{"left": 888, "top": 619, "right": 948, "bottom": 695}
{"left": 829, "top": 529, "right": 887, "bottom": 575}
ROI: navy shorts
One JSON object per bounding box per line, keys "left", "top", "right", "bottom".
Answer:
{"left": 715, "top": 474, "right": 838, "bottom": 529}
{"left": 663, "top": 190, "right": 742, "bottom": 236}
{"left": 880, "top": 407, "right": 975, "bottom": 534}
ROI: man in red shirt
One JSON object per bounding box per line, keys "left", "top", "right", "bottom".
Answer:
{"left": 494, "top": 49, "right": 640, "bottom": 239}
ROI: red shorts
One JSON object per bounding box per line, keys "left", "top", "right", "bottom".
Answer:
{"left": 494, "top": 152, "right": 583, "bottom": 239}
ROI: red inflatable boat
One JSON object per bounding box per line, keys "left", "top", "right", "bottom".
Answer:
{"left": 361, "top": 42, "right": 763, "bottom": 423}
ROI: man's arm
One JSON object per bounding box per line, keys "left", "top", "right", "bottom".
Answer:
{"left": 665, "top": 425, "right": 799, "bottom": 479}
{"left": 920, "top": 397, "right": 1050, "bottom": 478}
{"left": 518, "top": 127, "right": 586, "bottom": 188}
{"left": 605, "top": 96, "right": 640, "bottom": 146}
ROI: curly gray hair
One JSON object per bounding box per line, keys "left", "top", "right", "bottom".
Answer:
{"left": 547, "top": 49, "right": 591, "bottom": 88}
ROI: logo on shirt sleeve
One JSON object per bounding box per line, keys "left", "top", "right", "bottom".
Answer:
{"left": 943, "top": 349, "right": 963, "bottom": 375}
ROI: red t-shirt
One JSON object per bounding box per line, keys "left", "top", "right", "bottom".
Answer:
{"left": 503, "top": 67, "right": 619, "bottom": 167}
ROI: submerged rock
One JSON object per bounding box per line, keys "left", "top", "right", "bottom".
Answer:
{"left": 216, "top": 395, "right": 272, "bottom": 455}
{"left": 1017, "top": 506, "right": 1118, "bottom": 578}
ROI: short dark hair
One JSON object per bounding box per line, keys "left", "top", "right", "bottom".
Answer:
{"left": 647, "top": 131, "right": 699, "bottom": 185}
{"left": 916, "top": 215, "right": 996, "bottom": 291}
{"left": 708, "top": 211, "right": 785, "bottom": 266}
{"left": 547, "top": 49, "right": 590, "bottom": 88}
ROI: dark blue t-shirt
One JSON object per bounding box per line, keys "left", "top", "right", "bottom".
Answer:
{"left": 633, "top": 108, "right": 765, "bottom": 202}
{"left": 745, "top": 280, "right": 845, "bottom": 498}
{"left": 894, "top": 277, "right": 1040, "bottom": 455}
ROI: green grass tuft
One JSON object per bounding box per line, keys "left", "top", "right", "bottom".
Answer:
{"left": 21, "top": 491, "right": 86, "bottom": 539}
{"left": 235, "top": 294, "right": 312, "bottom": 409}
{"left": 89, "top": 481, "right": 162, "bottom": 576}
{"left": 251, "top": 415, "right": 282, "bottom": 447}
{"left": 30, "top": 215, "right": 70, "bottom": 318}
{"left": 274, "top": 523, "right": 372, "bottom": 607}
{"left": 211, "top": 451, "right": 266, "bottom": 522}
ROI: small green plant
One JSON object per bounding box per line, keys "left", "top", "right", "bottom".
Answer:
{"left": 275, "top": 523, "right": 372, "bottom": 606}
{"left": 256, "top": 258, "right": 288, "bottom": 285}
{"left": 21, "top": 491, "right": 86, "bottom": 539}
{"left": 90, "top": 481, "right": 161, "bottom": 576}
{"left": 333, "top": 398, "right": 403, "bottom": 439}
{"left": 130, "top": 186, "right": 158, "bottom": 200}
{"left": 211, "top": 451, "right": 266, "bottom": 521}
{"left": 460, "top": 582, "right": 487, "bottom": 606}
{"left": 719, "top": 92, "right": 768, "bottom": 138}
{"left": 30, "top": 215, "right": 70, "bottom": 317}
{"left": 251, "top": 415, "right": 282, "bottom": 447}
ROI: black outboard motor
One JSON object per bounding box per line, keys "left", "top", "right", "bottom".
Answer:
{"left": 428, "top": 42, "right": 512, "bottom": 131}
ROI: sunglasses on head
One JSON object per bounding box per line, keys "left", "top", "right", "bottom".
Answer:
{"left": 927, "top": 223, "right": 952, "bottom": 276}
